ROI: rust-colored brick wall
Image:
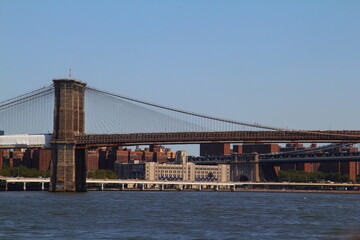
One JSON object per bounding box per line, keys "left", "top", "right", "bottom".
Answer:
{"left": 340, "top": 162, "right": 357, "bottom": 182}
{"left": 233, "top": 145, "right": 243, "bottom": 154}
{"left": 129, "top": 151, "right": 143, "bottom": 161}
{"left": 243, "top": 144, "right": 279, "bottom": 154}
{"left": 144, "top": 152, "right": 154, "bottom": 162}
{"left": 154, "top": 152, "right": 167, "bottom": 163}
{"left": 304, "top": 163, "right": 314, "bottom": 172}
{"left": 87, "top": 150, "right": 99, "bottom": 170}
{"left": 38, "top": 149, "right": 51, "bottom": 171}
{"left": 116, "top": 151, "right": 130, "bottom": 163}
{"left": 200, "top": 143, "right": 231, "bottom": 156}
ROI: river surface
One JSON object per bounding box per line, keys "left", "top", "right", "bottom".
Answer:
{"left": 0, "top": 191, "right": 359, "bottom": 240}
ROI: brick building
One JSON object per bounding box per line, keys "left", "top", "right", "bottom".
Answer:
{"left": 280, "top": 143, "right": 306, "bottom": 152}
{"left": 87, "top": 150, "right": 99, "bottom": 170}
{"left": 232, "top": 145, "right": 243, "bottom": 154}
{"left": 200, "top": 143, "right": 230, "bottom": 156}
{"left": 278, "top": 144, "right": 359, "bottom": 182}
{"left": 154, "top": 152, "right": 167, "bottom": 163}
{"left": 33, "top": 149, "right": 51, "bottom": 171}
{"left": 242, "top": 144, "right": 279, "bottom": 154}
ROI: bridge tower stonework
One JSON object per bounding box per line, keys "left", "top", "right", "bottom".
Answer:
{"left": 230, "top": 154, "right": 260, "bottom": 182}
{"left": 49, "top": 79, "right": 87, "bottom": 192}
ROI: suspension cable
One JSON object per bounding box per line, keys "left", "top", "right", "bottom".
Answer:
{"left": 0, "top": 88, "right": 54, "bottom": 110}
{"left": 0, "top": 84, "right": 54, "bottom": 105}
{"left": 85, "top": 86, "right": 285, "bottom": 131}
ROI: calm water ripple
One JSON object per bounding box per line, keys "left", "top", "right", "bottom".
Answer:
{"left": 0, "top": 191, "right": 359, "bottom": 239}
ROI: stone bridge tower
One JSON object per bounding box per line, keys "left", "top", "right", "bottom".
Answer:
{"left": 230, "top": 153, "right": 278, "bottom": 182}
{"left": 49, "top": 79, "right": 87, "bottom": 192}
{"left": 230, "top": 153, "right": 260, "bottom": 182}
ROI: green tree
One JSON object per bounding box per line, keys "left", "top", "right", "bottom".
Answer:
{"left": 277, "top": 170, "right": 351, "bottom": 183}
{"left": 87, "top": 169, "right": 117, "bottom": 179}
{"left": 0, "top": 164, "right": 49, "bottom": 178}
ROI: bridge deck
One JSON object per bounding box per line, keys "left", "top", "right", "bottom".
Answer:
{"left": 1, "top": 130, "right": 360, "bottom": 148}
{"left": 75, "top": 130, "right": 360, "bottom": 145}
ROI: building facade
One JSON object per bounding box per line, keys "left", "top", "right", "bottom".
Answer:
{"left": 144, "top": 151, "right": 230, "bottom": 182}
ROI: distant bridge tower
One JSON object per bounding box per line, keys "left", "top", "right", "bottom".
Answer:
{"left": 230, "top": 153, "right": 260, "bottom": 182}
{"left": 49, "top": 79, "right": 87, "bottom": 192}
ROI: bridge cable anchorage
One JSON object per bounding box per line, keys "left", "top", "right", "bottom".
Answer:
{"left": 85, "top": 86, "right": 287, "bottom": 132}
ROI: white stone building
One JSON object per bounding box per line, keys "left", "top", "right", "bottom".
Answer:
{"left": 145, "top": 151, "right": 230, "bottom": 182}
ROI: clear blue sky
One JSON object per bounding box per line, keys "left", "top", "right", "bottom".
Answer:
{"left": 1, "top": 0, "right": 360, "bottom": 154}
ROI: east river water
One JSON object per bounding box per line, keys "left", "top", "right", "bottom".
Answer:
{"left": 0, "top": 191, "right": 359, "bottom": 240}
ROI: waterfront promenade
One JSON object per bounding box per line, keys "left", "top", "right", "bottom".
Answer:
{"left": 1, "top": 177, "right": 360, "bottom": 192}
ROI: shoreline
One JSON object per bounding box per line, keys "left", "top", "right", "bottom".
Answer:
{"left": 86, "top": 188, "right": 360, "bottom": 194}
{"left": 2, "top": 178, "right": 360, "bottom": 193}
{"left": 1, "top": 187, "right": 359, "bottom": 193}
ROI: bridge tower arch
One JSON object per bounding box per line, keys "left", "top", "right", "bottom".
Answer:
{"left": 230, "top": 153, "right": 260, "bottom": 182}
{"left": 49, "top": 79, "right": 87, "bottom": 192}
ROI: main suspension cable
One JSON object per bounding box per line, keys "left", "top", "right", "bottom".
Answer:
{"left": 86, "top": 86, "right": 285, "bottom": 131}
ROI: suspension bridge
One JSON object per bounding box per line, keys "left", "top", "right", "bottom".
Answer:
{"left": 1, "top": 79, "right": 360, "bottom": 192}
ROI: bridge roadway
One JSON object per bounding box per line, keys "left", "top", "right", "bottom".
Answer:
{"left": 75, "top": 130, "right": 360, "bottom": 146}
{"left": 189, "top": 152, "right": 360, "bottom": 164}
{"left": 259, "top": 152, "right": 360, "bottom": 163}
{"left": 1, "top": 177, "right": 360, "bottom": 191}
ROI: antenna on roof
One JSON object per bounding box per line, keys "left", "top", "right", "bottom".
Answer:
{"left": 69, "top": 68, "right": 72, "bottom": 78}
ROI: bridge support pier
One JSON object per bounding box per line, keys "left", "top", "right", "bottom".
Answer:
{"left": 49, "top": 79, "right": 87, "bottom": 192}
{"left": 230, "top": 153, "right": 260, "bottom": 182}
